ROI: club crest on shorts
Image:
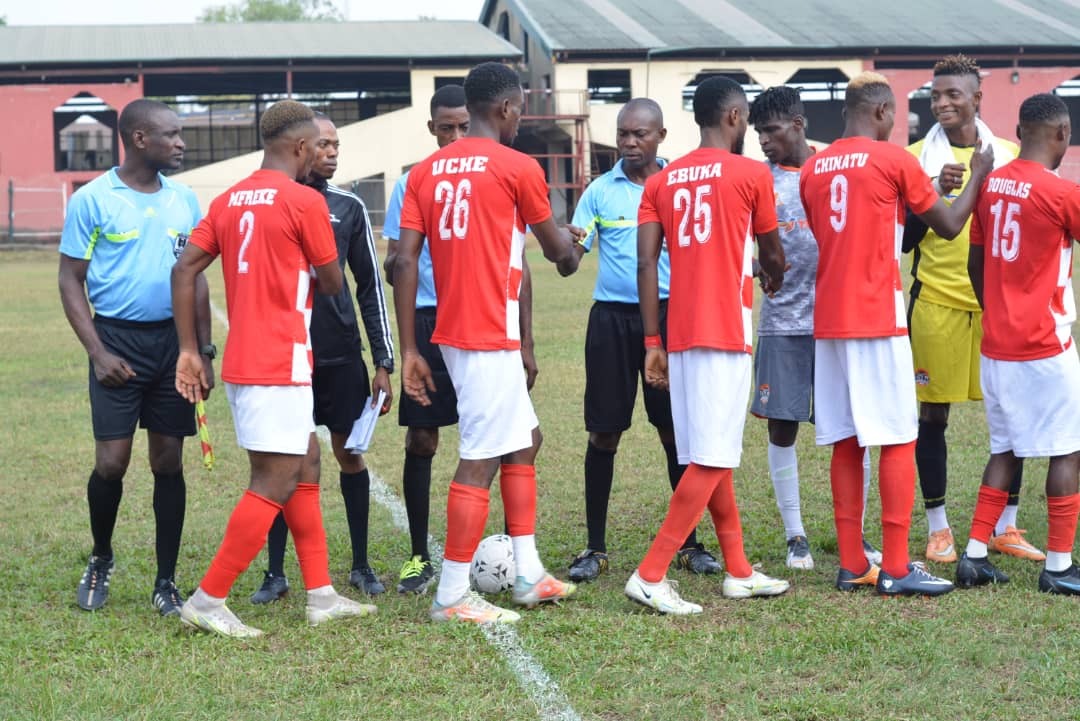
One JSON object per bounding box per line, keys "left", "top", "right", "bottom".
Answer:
{"left": 758, "top": 384, "right": 770, "bottom": 405}
{"left": 914, "top": 369, "right": 930, "bottom": 386}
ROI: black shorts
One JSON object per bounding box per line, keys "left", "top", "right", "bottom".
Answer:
{"left": 584, "top": 301, "right": 673, "bottom": 433}
{"left": 398, "top": 307, "right": 459, "bottom": 429}
{"left": 313, "top": 354, "right": 370, "bottom": 435}
{"left": 89, "top": 316, "right": 196, "bottom": 441}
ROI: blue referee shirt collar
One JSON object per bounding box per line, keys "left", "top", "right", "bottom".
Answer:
{"left": 610, "top": 157, "right": 666, "bottom": 185}
{"left": 106, "top": 167, "right": 172, "bottom": 190}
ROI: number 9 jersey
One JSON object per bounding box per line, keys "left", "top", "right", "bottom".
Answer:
{"left": 399, "top": 136, "right": 553, "bottom": 351}
{"left": 638, "top": 147, "right": 777, "bottom": 354}
{"left": 799, "top": 136, "right": 936, "bottom": 339}
{"left": 188, "top": 168, "right": 338, "bottom": 385}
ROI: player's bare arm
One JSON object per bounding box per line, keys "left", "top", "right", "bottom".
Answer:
{"left": 383, "top": 238, "right": 399, "bottom": 286}
{"left": 170, "top": 243, "right": 215, "bottom": 403}
{"left": 311, "top": 258, "right": 343, "bottom": 296}
{"left": 532, "top": 216, "right": 582, "bottom": 276}
{"left": 392, "top": 227, "right": 435, "bottom": 405}
{"left": 193, "top": 272, "right": 215, "bottom": 399}
{"left": 636, "top": 220, "right": 668, "bottom": 390}
{"left": 756, "top": 228, "right": 786, "bottom": 296}
{"left": 917, "top": 140, "right": 994, "bottom": 239}
{"left": 519, "top": 256, "right": 538, "bottom": 390}
{"left": 967, "top": 243, "right": 985, "bottom": 310}
{"left": 58, "top": 254, "right": 136, "bottom": 387}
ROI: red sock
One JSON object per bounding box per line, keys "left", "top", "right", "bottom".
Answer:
{"left": 830, "top": 437, "right": 866, "bottom": 574}
{"left": 281, "top": 483, "right": 331, "bottom": 590}
{"left": 1047, "top": 494, "right": 1080, "bottom": 554}
{"left": 879, "top": 441, "right": 916, "bottom": 578}
{"left": 201, "top": 490, "right": 283, "bottom": 598}
{"left": 500, "top": 464, "right": 536, "bottom": 536}
{"left": 968, "top": 486, "right": 1009, "bottom": 545}
{"left": 444, "top": 481, "right": 490, "bottom": 563}
{"left": 638, "top": 463, "right": 721, "bottom": 583}
{"left": 705, "top": 469, "right": 752, "bottom": 578}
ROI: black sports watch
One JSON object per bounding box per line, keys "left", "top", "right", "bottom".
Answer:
{"left": 375, "top": 357, "right": 394, "bottom": 373}
{"left": 200, "top": 343, "right": 217, "bottom": 360}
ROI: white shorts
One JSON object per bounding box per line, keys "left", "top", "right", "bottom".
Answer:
{"left": 668, "top": 349, "right": 751, "bottom": 468}
{"left": 225, "top": 383, "right": 315, "bottom": 455}
{"left": 814, "top": 337, "right": 918, "bottom": 447}
{"left": 982, "top": 346, "right": 1080, "bottom": 457}
{"left": 439, "top": 346, "right": 538, "bottom": 460}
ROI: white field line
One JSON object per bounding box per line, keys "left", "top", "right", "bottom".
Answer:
{"left": 209, "top": 301, "right": 581, "bottom": 721}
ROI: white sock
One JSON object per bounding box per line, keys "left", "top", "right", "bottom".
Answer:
{"left": 995, "top": 505, "right": 1019, "bottom": 535}
{"left": 768, "top": 442, "right": 804, "bottom": 539}
{"left": 926, "top": 506, "right": 950, "bottom": 534}
{"left": 435, "top": 559, "right": 471, "bottom": 606}
{"left": 511, "top": 534, "right": 544, "bottom": 583}
{"left": 1046, "top": 551, "right": 1073, "bottom": 573}
{"left": 189, "top": 587, "right": 226, "bottom": 609}
{"left": 965, "top": 539, "right": 988, "bottom": 559}
{"left": 861, "top": 448, "right": 872, "bottom": 532}
{"left": 306, "top": 585, "right": 337, "bottom": 609}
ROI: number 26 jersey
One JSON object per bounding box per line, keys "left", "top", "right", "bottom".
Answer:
{"left": 799, "top": 136, "right": 936, "bottom": 339}
{"left": 400, "top": 137, "right": 553, "bottom": 351}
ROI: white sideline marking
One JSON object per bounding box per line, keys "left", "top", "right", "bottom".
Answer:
{"left": 209, "top": 301, "right": 581, "bottom": 721}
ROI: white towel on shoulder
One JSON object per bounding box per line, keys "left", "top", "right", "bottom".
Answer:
{"left": 917, "top": 118, "right": 1012, "bottom": 180}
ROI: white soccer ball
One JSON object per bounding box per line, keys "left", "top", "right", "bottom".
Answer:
{"left": 470, "top": 534, "right": 516, "bottom": 594}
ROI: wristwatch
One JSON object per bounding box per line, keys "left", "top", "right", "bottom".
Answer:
{"left": 375, "top": 357, "right": 394, "bottom": 373}
{"left": 200, "top": 343, "right": 217, "bottom": 360}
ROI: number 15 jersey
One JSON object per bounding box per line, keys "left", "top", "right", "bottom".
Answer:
{"left": 189, "top": 168, "right": 337, "bottom": 385}
{"left": 800, "top": 136, "right": 937, "bottom": 339}
{"left": 971, "top": 158, "right": 1080, "bottom": 361}
{"left": 400, "top": 137, "right": 553, "bottom": 351}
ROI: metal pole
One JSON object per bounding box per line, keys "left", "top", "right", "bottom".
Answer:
{"left": 8, "top": 179, "right": 14, "bottom": 243}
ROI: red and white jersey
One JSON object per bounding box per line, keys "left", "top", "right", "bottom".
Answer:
{"left": 970, "top": 158, "right": 1080, "bottom": 361}
{"left": 639, "top": 147, "right": 778, "bottom": 353}
{"left": 800, "top": 136, "right": 937, "bottom": 339}
{"left": 400, "top": 137, "right": 552, "bottom": 350}
{"left": 189, "top": 168, "right": 337, "bottom": 385}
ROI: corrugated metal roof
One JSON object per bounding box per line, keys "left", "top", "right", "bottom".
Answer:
{"left": 483, "top": 0, "right": 1080, "bottom": 53}
{"left": 0, "top": 21, "right": 521, "bottom": 66}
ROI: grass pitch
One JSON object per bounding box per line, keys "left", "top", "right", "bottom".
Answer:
{"left": 2, "top": 247, "right": 1078, "bottom": 721}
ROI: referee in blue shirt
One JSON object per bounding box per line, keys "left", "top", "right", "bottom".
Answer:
{"left": 59, "top": 99, "right": 213, "bottom": 616}
{"left": 567, "top": 98, "right": 722, "bottom": 582}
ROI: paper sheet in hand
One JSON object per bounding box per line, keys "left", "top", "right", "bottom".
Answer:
{"left": 345, "top": 390, "right": 386, "bottom": 454}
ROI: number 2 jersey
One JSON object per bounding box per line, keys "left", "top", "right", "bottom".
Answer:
{"left": 188, "top": 168, "right": 337, "bottom": 385}
{"left": 970, "top": 158, "right": 1080, "bottom": 361}
{"left": 399, "top": 136, "right": 553, "bottom": 351}
{"left": 800, "top": 136, "right": 937, "bottom": 339}
{"left": 638, "top": 147, "right": 778, "bottom": 354}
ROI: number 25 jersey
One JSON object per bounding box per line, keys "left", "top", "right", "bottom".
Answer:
{"left": 971, "top": 158, "right": 1080, "bottom": 361}
{"left": 400, "top": 137, "right": 553, "bottom": 351}
{"left": 189, "top": 168, "right": 337, "bottom": 385}
{"left": 799, "top": 136, "right": 937, "bottom": 339}
{"left": 638, "top": 147, "right": 777, "bottom": 353}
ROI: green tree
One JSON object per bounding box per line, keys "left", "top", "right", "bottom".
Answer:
{"left": 198, "top": 0, "right": 343, "bottom": 22}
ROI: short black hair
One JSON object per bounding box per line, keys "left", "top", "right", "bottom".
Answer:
{"left": 693, "top": 76, "right": 745, "bottom": 128}
{"left": 749, "top": 86, "right": 804, "bottom": 126}
{"left": 933, "top": 54, "right": 981, "bottom": 86}
{"left": 464, "top": 62, "right": 521, "bottom": 113}
{"left": 118, "top": 99, "right": 174, "bottom": 148}
{"left": 260, "top": 100, "right": 315, "bottom": 142}
{"left": 845, "top": 72, "right": 893, "bottom": 113}
{"left": 1019, "top": 93, "right": 1069, "bottom": 125}
{"left": 431, "top": 84, "right": 466, "bottom": 117}
{"left": 618, "top": 97, "right": 664, "bottom": 126}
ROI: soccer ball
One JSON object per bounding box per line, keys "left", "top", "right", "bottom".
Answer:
{"left": 470, "top": 534, "right": 516, "bottom": 594}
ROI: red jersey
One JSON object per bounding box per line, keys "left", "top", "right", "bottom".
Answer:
{"left": 399, "top": 137, "right": 552, "bottom": 350}
{"left": 638, "top": 147, "right": 778, "bottom": 353}
{"left": 800, "top": 136, "right": 937, "bottom": 339}
{"left": 189, "top": 168, "right": 337, "bottom": 385}
{"left": 970, "top": 158, "right": 1080, "bottom": 361}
